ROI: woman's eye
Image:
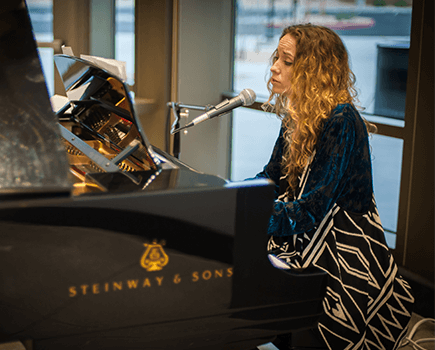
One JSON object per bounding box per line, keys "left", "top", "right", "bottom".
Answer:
{"left": 272, "top": 56, "right": 278, "bottom": 63}
{"left": 284, "top": 61, "right": 293, "bottom": 66}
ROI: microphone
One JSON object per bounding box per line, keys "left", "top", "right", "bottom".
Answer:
{"left": 171, "top": 88, "right": 256, "bottom": 134}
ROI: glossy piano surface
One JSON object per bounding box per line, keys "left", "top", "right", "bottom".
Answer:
{"left": 0, "top": 3, "right": 327, "bottom": 350}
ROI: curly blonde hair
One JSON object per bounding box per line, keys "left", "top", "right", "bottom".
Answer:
{"left": 266, "top": 24, "right": 371, "bottom": 195}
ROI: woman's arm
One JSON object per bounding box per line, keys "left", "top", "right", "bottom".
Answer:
{"left": 251, "top": 127, "right": 284, "bottom": 196}
{"left": 268, "top": 115, "right": 356, "bottom": 236}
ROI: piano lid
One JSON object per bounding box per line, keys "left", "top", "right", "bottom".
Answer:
{"left": 54, "top": 54, "right": 156, "bottom": 161}
{"left": 0, "top": 1, "right": 70, "bottom": 196}
{"left": 53, "top": 54, "right": 176, "bottom": 195}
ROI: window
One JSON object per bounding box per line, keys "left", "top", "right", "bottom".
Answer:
{"left": 115, "top": 0, "right": 135, "bottom": 87}
{"left": 27, "top": 0, "right": 54, "bottom": 96}
{"left": 232, "top": 0, "right": 413, "bottom": 248}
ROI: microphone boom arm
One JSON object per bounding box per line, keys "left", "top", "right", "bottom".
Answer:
{"left": 171, "top": 89, "right": 256, "bottom": 135}
{"left": 168, "top": 102, "right": 214, "bottom": 135}
{"left": 166, "top": 102, "right": 214, "bottom": 157}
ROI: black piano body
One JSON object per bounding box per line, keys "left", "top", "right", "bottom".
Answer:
{"left": 0, "top": 3, "right": 326, "bottom": 350}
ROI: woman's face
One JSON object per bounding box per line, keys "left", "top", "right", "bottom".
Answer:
{"left": 270, "top": 34, "right": 297, "bottom": 96}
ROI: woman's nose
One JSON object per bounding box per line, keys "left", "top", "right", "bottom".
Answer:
{"left": 270, "top": 62, "right": 279, "bottom": 74}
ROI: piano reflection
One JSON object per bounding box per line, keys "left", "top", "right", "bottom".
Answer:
{"left": 0, "top": 2, "right": 326, "bottom": 350}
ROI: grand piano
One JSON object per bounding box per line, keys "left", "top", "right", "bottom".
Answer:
{"left": 0, "top": 3, "right": 326, "bottom": 350}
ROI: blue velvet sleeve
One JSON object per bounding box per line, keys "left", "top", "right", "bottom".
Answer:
{"left": 268, "top": 115, "right": 356, "bottom": 236}
{"left": 252, "top": 127, "right": 284, "bottom": 197}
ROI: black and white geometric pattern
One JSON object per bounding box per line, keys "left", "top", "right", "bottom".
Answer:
{"left": 268, "top": 166, "right": 414, "bottom": 349}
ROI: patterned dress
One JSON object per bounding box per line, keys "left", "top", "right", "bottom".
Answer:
{"left": 255, "top": 104, "right": 414, "bottom": 349}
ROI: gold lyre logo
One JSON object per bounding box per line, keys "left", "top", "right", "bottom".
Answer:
{"left": 140, "top": 241, "right": 169, "bottom": 271}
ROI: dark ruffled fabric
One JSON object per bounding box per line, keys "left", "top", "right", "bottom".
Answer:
{"left": 255, "top": 104, "right": 373, "bottom": 236}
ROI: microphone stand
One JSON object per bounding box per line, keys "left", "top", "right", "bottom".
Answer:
{"left": 166, "top": 102, "right": 213, "bottom": 159}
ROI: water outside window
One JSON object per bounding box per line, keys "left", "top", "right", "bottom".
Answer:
{"left": 232, "top": 0, "right": 412, "bottom": 247}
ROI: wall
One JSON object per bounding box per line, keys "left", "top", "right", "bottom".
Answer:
{"left": 176, "top": 0, "right": 234, "bottom": 178}
{"left": 135, "top": 0, "right": 173, "bottom": 152}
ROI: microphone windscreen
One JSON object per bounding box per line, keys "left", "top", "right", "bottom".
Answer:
{"left": 240, "top": 89, "right": 256, "bottom": 106}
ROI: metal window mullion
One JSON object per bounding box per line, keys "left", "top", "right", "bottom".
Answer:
{"left": 371, "top": 123, "right": 405, "bottom": 139}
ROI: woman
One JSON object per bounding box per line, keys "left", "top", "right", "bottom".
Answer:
{"left": 255, "top": 24, "right": 414, "bottom": 349}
